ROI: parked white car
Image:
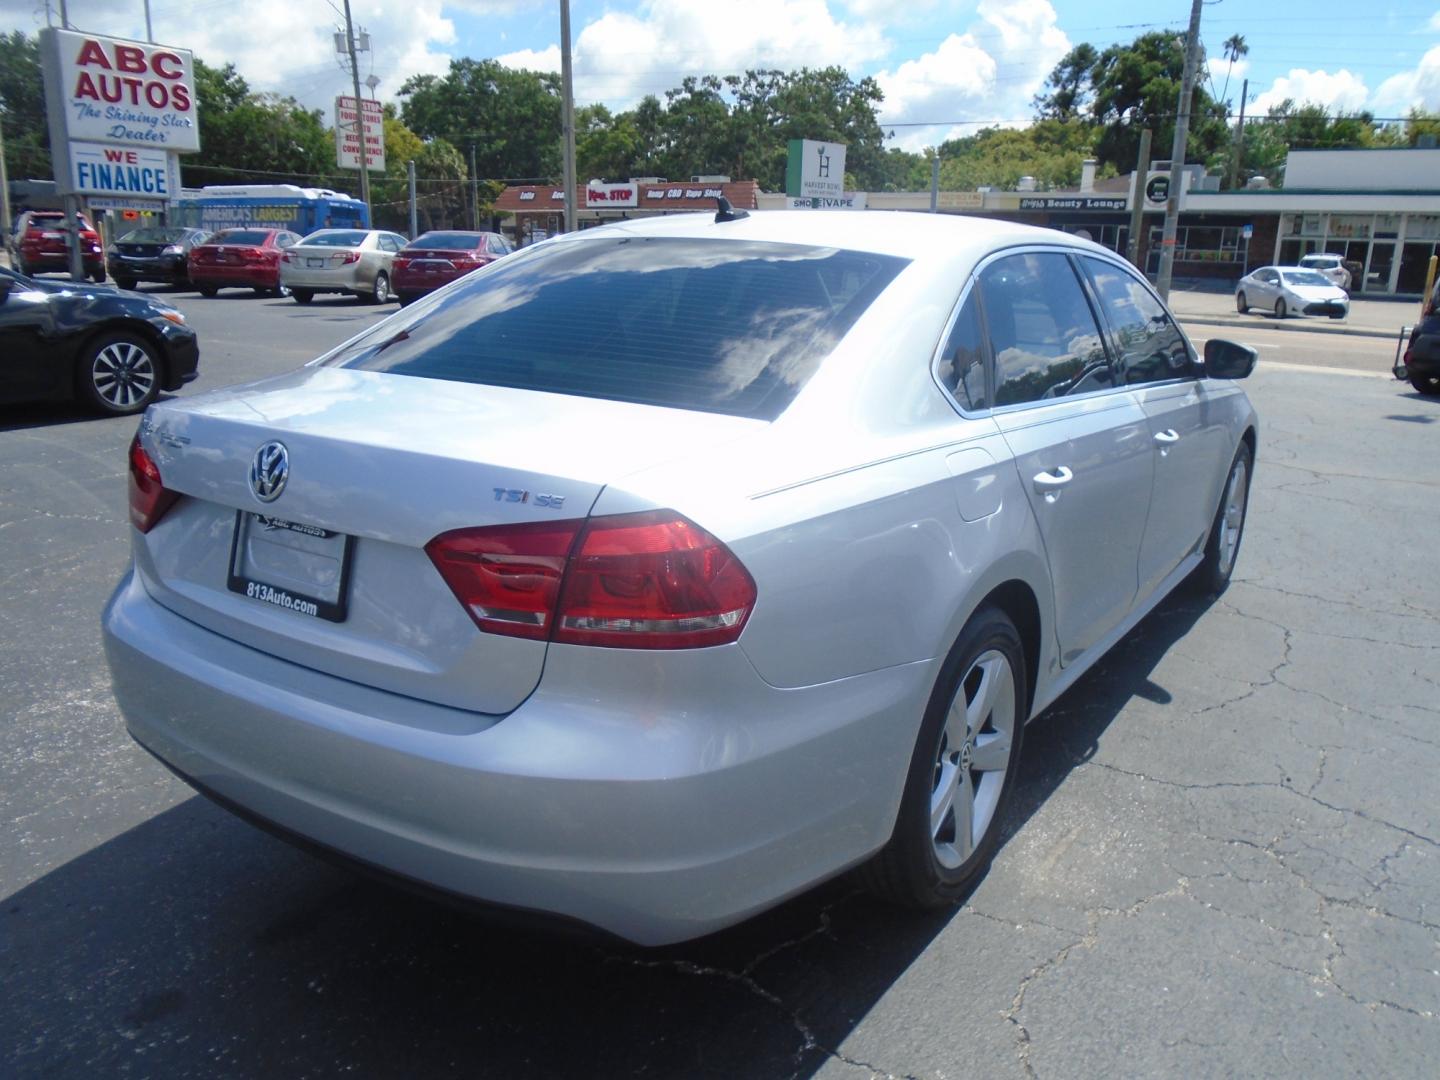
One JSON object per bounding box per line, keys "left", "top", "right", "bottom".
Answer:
{"left": 279, "top": 229, "right": 408, "bottom": 304}
{"left": 1235, "top": 266, "right": 1349, "bottom": 319}
{"left": 1298, "top": 252, "right": 1352, "bottom": 291}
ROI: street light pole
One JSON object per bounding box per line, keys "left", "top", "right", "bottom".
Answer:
{"left": 1154, "top": 0, "right": 1204, "bottom": 300}
{"left": 1126, "top": 126, "right": 1152, "bottom": 269}
{"left": 560, "top": 0, "right": 577, "bottom": 234}
{"left": 342, "top": 0, "right": 371, "bottom": 211}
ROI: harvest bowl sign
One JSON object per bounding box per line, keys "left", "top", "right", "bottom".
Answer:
{"left": 41, "top": 29, "right": 199, "bottom": 153}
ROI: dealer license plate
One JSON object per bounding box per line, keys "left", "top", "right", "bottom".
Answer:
{"left": 227, "top": 511, "right": 354, "bottom": 622}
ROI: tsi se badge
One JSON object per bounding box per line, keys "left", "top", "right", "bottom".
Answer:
{"left": 249, "top": 442, "right": 290, "bottom": 503}
{"left": 494, "top": 487, "right": 565, "bottom": 509}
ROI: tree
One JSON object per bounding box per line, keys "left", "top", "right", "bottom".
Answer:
{"left": 1217, "top": 34, "right": 1248, "bottom": 110}
{"left": 398, "top": 59, "right": 561, "bottom": 182}
{"left": 937, "top": 120, "right": 1107, "bottom": 191}
{"left": 1034, "top": 43, "right": 1099, "bottom": 120}
{"left": 0, "top": 31, "right": 50, "bottom": 180}
{"left": 1237, "top": 101, "right": 1386, "bottom": 185}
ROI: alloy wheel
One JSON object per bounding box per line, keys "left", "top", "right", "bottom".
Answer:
{"left": 931, "top": 649, "right": 1016, "bottom": 870}
{"left": 91, "top": 340, "right": 156, "bottom": 410}
{"left": 1217, "top": 454, "right": 1250, "bottom": 576}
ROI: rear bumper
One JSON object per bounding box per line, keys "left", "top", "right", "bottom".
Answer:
{"left": 22, "top": 248, "right": 103, "bottom": 271}
{"left": 1406, "top": 333, "right": 1440, "bottom": 376}
{"left": 280, "top": 264, "right": 369, "bottom": 292}
{"left": 102, "top": 570, "right": 927, "bottom": 945}
{"left": 109, "top": 255, "right": 188, "bottom": 283}
{"left": 190, "top": 265, "right": 279, "bottom": 289}
{"left": 393, "top": 270, "right": 462, "bottom": 295}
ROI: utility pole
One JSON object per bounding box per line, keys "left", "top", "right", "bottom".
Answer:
{"left": 341, "top": 0, "right": 371, "bottom": 212}
{"left": 0, "top": 117, "right": 11, "bottom": 262}
{"left": 1126, "top": 126, "right": 1153, "bottom": 269}
{"left": 1229, "top": 78, "right": 1249, "bottom": 190}
{"left": 408, "top": 159, "right": 417, "bottom": 238}
{"left": 144, "top": 0, "right": 154, "bottom": 42}
{"left": 929, "top": 154, "right": 940, "bottom": 212}
{"left": 1155, "top": 0, "right": 1204, "bottom": 300}
{"left": 469, "top": 143, "right": 479, "bottom": 230}
{"left": 559, "top": 0, "right": 577, "bottom": 233}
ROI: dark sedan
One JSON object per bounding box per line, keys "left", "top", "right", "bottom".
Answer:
{"left": 107, "top": 227, "right": 210, "bottom": 290}
{"left": 0, "top": 266, "right": 199, "bottom": 415}
{"left": 1403, "top": 279, "right": 1440, "bottom": 396}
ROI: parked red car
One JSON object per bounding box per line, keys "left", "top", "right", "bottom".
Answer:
{"left": 187, "top": 228, "right": 302, "bottom": 296}
{"left": 13, "top": 211, "right": 106, "bottom": 282}
{"left": 392, "top": 230, "right": 512, "bottom": 305}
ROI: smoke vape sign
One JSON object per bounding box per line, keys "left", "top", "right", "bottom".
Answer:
{"left": 786, "top": 139, "right": 847, "bottom": 199}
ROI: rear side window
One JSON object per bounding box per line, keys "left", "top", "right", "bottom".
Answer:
{"left": 1081, "top": 257, "right": 1195, "bottom": 385}
{"left": 935, "top": 292, "right": 988, "bottom": 411}
{"left": 978, "top": 252, "right": 1111, "bottom": 407}
{"left": 327, "top": 237, "right": 909, "bottom": 420}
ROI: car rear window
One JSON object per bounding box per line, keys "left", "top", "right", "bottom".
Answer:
{"left": 209, "top": 230, "right": 270, "bottom": 245}
{"left": 407, "top": 232, "right": 484, "bottom": 250}
{"left": 120, "top": 228, "right": 188, "bottom": 243}
{"left": 326, "top": 236, "right": 908, "bottom": 420}
{"left": 304, "top": 230, "right": 370, "bottom": 247}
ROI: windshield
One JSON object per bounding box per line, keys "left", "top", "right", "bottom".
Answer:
{"left": 208, "top": 230, "right": 271, "bottom": 246}
{"left": 1282, "top": 270, "right": 1332, "bottom": 287}
{"left": 118, "top": 228, "right": 189, "bottom": 244}
{"left": 302, "top": 230, "right": 370, "bottom": 247}
{"left": 1300, "top": 256, "right": 1338, "bottom": 267}
{"left": 407, "top": 232, "right": 484, "bottom": 250}
{"left": 325, "top": 236, "right": 909, "bottom": 420}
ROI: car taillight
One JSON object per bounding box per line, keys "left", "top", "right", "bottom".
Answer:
{"left": 341, "top": 251, "right": 361, "bottom": 264}
{"left": 426, "top": 511, "right": 756, "bottom": 649}
{"left": 128, "top": 435, "right": 180, "bottom": 533}
{"left": 280, "top": 251, "right": 294, "bottom": 263}
{"left": 392, "top": 257, "right": 410, "bottom": 270}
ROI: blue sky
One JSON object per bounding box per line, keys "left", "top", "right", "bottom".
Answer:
{"left": 5, "top": 1, "right": 1440, "bottom": 151}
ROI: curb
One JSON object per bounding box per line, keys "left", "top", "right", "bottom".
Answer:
{"left": 1174, "top": 313, "right": 1399, "bottom": 342}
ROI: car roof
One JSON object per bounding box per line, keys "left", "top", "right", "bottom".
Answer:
{"left": 556, "top": 209, "right": 1115, "bottom": 264}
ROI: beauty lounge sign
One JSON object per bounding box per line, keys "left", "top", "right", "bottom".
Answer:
{"left": 41, "top": 29, "right": 200, "bottom": 153}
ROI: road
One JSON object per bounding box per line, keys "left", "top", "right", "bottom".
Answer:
{"left": 3, "top": 289, "right": 1437, "bottom": 1078}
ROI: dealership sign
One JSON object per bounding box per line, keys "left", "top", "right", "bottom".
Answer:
{"left": 68, "top": 141, "right": 178, "bottom": 199}
{"left": 335, "top": 96, "right": 384, "bottom": 172}
{"left": 785, "top": 139, "right": 846, "bottom": 199}
{"left": 40, "top": 29, "right": 198, "bottom": 152}
{"left": 585, "top": 182, "right": 638, "bottom": 209}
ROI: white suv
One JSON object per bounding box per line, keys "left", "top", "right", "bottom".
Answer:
{"left": 1299, "top": 253, "right": 1352, "bottom": 291}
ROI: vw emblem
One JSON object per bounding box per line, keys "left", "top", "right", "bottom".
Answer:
{"left": 249, "top": 441, "right": 289, "bottom": 503}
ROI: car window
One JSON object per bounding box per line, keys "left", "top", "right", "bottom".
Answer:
{"left": 1081, "top": 256, "right": 1194, "bottom": 385}
{"left": 935, "top": 290, "right": 988, "bottom": 411}
{"left": 276, "top": 233, "right": 296, "bottom": 248}
{"left": 304, "top": 230, "right": 370, "bottom": 247}
{"left": 325, "top": 237, "right": 910, "bottom": 421}
{"left": 1281, "top": 270, "right": 1331, "bottom": 287}
{"left": 209, "top": 230, "right": 271, "bottom": 246}
{"left": 406, "top": 232, "right": 483, "bottom": 250}
{"left": 1258, "top": 269, "right": 1278, "bottom": 284}
{"left": 978, "top": 252, "right": 1111, "bottom": 407}
{"left": 380, "top": 235, "right": 402, "bottom": 253}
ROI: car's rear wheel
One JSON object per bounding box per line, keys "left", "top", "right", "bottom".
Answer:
{"left": 292, "top": 289, "right": 314, "bottom": 304}
{"left": 78, "top": 331, "right": 161, "bottom": 416}
{"left": 89, "top": 266, "right": 106, "bottom": 284}
{"left": 115, "top": 276, "right": 136, "bottom": 291}
{"left": 367, "top": 272, "right": 391, "bottom": 304}
{"left": 198, "top": 286, "right": 217, "bottom": 298}
{"left": 1191, "top": 441, "right": 1253, "bottom": 596}
{"left": 1275, "top": 298, "right": 1287, "bottom": 319}
{"left": 1410, "top": 373, "right": 1440, "bottom": 396}
{"left": 397, "top": 293, "right": 416, "bottom": 307}
{"left": 1236, "top": 291, "right": 1248, "bottom": 313}
{"left": 860, "top": 606, "right": 1026, "bottom": 907}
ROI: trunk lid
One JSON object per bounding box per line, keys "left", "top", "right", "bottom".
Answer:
{"left": 136, "top": 366, "right": 761, "bottom": 714}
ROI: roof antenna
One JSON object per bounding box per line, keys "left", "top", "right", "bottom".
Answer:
{"left": 715, "top": 195, "right": 749, "bottom": 223}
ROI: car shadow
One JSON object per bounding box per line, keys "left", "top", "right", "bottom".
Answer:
{"left": 1, "top": 591, "right": 1211, "bottom": 1078}
{"left": 0, "top": 398, "right": 174, "bottom": 433}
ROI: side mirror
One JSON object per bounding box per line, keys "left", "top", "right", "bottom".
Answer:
{"left": 1204, "top": 338, "right": 1257, "bottom": 380}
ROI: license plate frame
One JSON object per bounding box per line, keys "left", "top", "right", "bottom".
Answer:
{"left": 226, "top": 511, "right": 355, "bottom": 622}
{"left": 307, "top": 257, "right": 326, "bottom": 268}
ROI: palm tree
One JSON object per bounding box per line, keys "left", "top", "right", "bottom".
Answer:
{"left": 1219, "top": 34, "right": 1249, "bottom": 110}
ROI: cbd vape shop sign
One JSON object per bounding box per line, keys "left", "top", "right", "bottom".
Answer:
{"left": 41, "top": 29, "right": 199, "bottom": 152}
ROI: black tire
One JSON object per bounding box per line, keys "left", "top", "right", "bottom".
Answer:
{"left": 1274, "top": 298, "right": 1287, "bottom": 319}
{"left": 291, "top": 289, "right": 314, "bottom": 305}
{"left": 76, "top": 331, "right": 162, "bottom": 416}
{"left": 115, "top": 276, "right": 137, "bottom": 291}
{"left": 1236, "top": 291, "right": 1248, "bottom": 314}
{"left": 859, "top": 606, "right": 1028, "bottom": 908}
{"left": 397, "top": 293, "right": 416, "bottom": 308}
{"left": 1410, "top": 373, "right": 1440, "bottom": 396}
{"left": 14, "top": 257, "right": 30, "bottom": 277}
{"left": 366, "top": 272, "right": 391, "bottom": 304}
{"left": 89, "top": 266, "right": 106, "bottom": 283}
{"left": 198, "top": 286, "right": 218, "bottom": 298}
{"left": 1191, "top": 441, "right": 1254, "bottom": 596}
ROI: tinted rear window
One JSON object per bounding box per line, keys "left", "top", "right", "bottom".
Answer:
{"left": 326, "top": 237, "right": 908, "bottom": 420}
{"left": 408, "top": 232, "right": 484, "bottom": 250}
{"left": 119, "top": 228, "right": 189, "bottom": 243}
{"left": 304, "top": 230, "right": 370, "bottom": 247}
{"left": 209, "top": 230, "right": 270, "bottom": 245}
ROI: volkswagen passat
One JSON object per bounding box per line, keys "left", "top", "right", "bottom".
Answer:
{"left": 103, "top": 212, "right": 1258, "bottom": 945}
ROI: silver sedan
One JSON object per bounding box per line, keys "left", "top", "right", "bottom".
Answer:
{"left": 1236, "top": 265, "right": 1350, "bottom": 319}
{"left": 104, "top": 212, "right": 1258, "bottom": 945}
{"left": 279, "top": 228, "right": 408, "bottom": 304}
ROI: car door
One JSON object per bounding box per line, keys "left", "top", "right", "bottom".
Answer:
{"left": 979, "top": 250, "right": 1155, "bottom": 666}
{"left": 0, "top": 272, "right": 63, "bottom": 402}
{"left": 1081, "top": 255, "right": 1230, "bottom": 598}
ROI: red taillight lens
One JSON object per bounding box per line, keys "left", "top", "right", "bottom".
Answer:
{"left": 426, "top": 520, "right": 581, "bottom": 640}
{"left": 392, "top": 257, "right": 411, "bottom": 270}
{"left": 280, "top": 251, "right": 294, "bottom": 263}
{"left": 426, "top": 511, "right": 756, "bottom": 649}
{"left": 341, "top": 251, "right": 361, "bottom": 264}
{"left": 128, "top": 434, "right": 179, "bottom": 533}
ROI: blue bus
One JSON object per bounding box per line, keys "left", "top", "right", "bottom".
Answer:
{"left": 173, "top": 184, "right": 369, "bottom": 236}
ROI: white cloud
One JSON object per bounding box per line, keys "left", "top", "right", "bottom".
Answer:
{"left": 875, "top": 0, "right": 1070, "bottom": 151}
{"left": 497, "top": 45, "right": 560, "bottom": 72}
{"left": 1372, "top": 44, "right": 1440, "bottom": 115}
{"left": 1251, "top": 68, "right": 1370, "bottom": 115}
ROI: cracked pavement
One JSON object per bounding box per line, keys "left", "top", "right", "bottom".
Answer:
{"left": 2, "top": 298, "right": 1438, "bottom": 1078}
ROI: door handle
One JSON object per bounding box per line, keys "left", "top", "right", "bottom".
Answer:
{"left": 1154, "top": 429, "right": 1180, "bottom": 444}
{"left": 1032, "top": 466, "right": 1073, "bottom": 500}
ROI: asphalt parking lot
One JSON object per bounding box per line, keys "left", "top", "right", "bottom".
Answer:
{"left": 3, "top": 287, "right": 1437, "bottom": 1078}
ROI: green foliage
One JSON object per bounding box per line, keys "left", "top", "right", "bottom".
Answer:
{"left": 936, "top": 120, "right": 1107, "bottom": 191}
{"left": 0, "top": 31, "right": 50, "bottom": 180}
{"left": 398, "top": 59, "right": 561, "bottom": 181}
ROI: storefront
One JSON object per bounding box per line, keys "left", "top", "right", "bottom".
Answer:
{"left": 494, "top": 179, "right": 761, "bottom": 244}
